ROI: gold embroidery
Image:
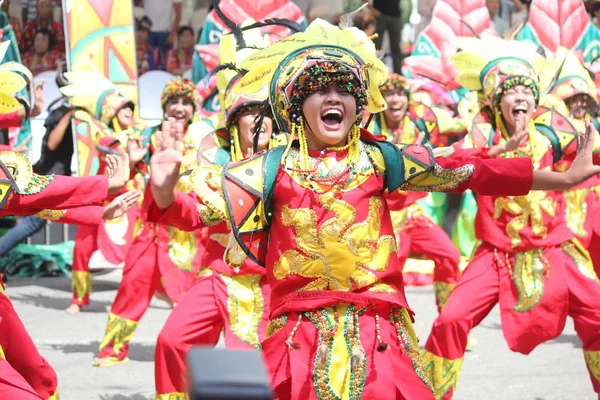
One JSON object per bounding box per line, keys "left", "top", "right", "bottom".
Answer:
{"left": 266, "top": 315, "right": 287, "bottom": 338}
{"left": 168, "top": 227, "right": 197, "bottom": 272}
{"left": 35, "top": 209, "right": 66, "bottom": 221}
{"left": 563, "top": 187, "right": 589, "bottom": 238}
{"left": 494, "top": 191, "right": 556, "bottom": 248}
{"left": 156, "top": 393, "right": 189, "bottom": 400}
{"left": 562, "top": 240, "right": 600, "bottom": 283}
{"left": 510, "top": 250, "right": 547, "bottom": 312}
{"left": 367, "top": 283, "right": 397, "bottom": 293}
{"left": 433, "top": 282, "right": 455, "bottom": 309}
{"left": 197, "top": 204, "right": 223, "bottom": 226}
{"left": 399, "top": 164, "right": 474, "bottom": 192}
{"left": 421, "top": 349, "right": 463, "bottom": 400}
{"left": 584, "top": 350, "right": 600, "bottom": 385}
{"left": 72, "top": 271, "right": 92, "bottom": 302}
{"left": 195, "top": 267, "right": 214, "bottom": 279}
{"left": 98, "top": 312, "right": 138, "bottom": 354}
{"left": 220, "top": 274, "right": 264, "bottom": 349}
{"left": 274, "top": 194, "right": 397, "bottom": 291}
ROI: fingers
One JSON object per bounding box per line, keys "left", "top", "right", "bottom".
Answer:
{"left": 415, "top": 131, "right": 426, "bottom": 145}
{"left": 105, "top": 154, "right": 117, "bottom": 175}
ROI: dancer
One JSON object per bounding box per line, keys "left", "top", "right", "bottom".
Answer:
{"left": 421, "top": 36, "right": 600, "bottom": 399}
{"left": 147, "top": 20, "right": 600, "bottom": 399}
{"left": 93, "top": 77, "right": 205, "bottom": 367}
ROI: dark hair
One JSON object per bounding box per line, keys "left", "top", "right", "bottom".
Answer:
{"left": 593, "top": 2, "right": 600, "bottom": 13}
{"left": 178, "top": 25, "right": 194, "bottom": 37}
{"left": 34, "top": 28, "right": 55, "bottom": 50}
{"left": 137, "top": 16, "right": 152, "bottom": 31}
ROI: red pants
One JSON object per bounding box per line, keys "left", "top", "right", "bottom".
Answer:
{"left": 422, "top": 244, "right": 600, "bottom": 399}
{"left": 264, "top": 304, "right": 435, "bottom": 400}
{"left": 71, "top": 225, "right": 97, "bottom": 306}
{"left": 96, "top": 235, "right": 162, "bottom": 361}
{"left": 398, "top": 216, "right": 460, "bottom": 309}
{"left": 155, "top": 271, "right": 270, "bottom": 397}
{"left": 0, "top": 294, "right": 58, "bottom": 399}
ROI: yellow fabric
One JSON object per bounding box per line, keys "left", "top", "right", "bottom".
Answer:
{"left": 421, "top": 349, "right": 463, "bottom": 400}
{"left": 72, "top": 271, "right": 92, "bottom": 302}
{"left": 98, "top": 312, "right": 138, "bottom": 354}
{"left": 156, "top": 393, "right": 189, "bottom": 400}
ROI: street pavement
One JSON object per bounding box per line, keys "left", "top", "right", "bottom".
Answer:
{"left": 6, "top": 269, "right": 596, "bottom": 399}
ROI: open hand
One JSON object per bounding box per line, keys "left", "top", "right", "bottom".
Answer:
{"left": 564, "top": 119, "right": 600, "bottom": 187}
{"left": 106, "top": 153, "right": 131, "bottom": 194}
{"left": 150, "top": 118, "right": 184, "bottom": 209}
{"left": 102, "top": 190, "right": 142, "bottom": 220}
{"left": 31, "top": 81, "right": 45, "bottom": 118}
{"left": 489, "top": 114, "right": 528, "bottom": 156}
{"left": 127, "top": 136, "right": 150, "bottom": 169}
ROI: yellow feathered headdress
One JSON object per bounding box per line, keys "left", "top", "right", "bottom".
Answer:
{"left": 238, "top": 18, "right": 388, "bottom": 133}
{"left": 544, "top": 46, "right": 597, "bottom": 103}
{"left": 0, "top": 40, "right": 33, "bottom": 116}
{"left": 452, "top": 36, "right": 543, "bottom": 108}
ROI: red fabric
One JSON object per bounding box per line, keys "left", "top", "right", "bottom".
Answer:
{"left": 95, "top": 204, "right": 141, "bottom": 265}
{"left": 0, "top": 294, "right": 58, "bottom": 399}
{"left": 262, "top": 304, "right": 435, "bottom": 400}
{"left": 165, "top": 48, "right": 193, "bottom": 75}
{"left": 155, "top": 273, "right": 270, "bottom": 395}
{"left": 21, "top": 19, "right": 64, "bottom": 54}
{"left": 55, "top": 205, "right": 104, "bottom": 226}
{"left": 71, "top": 225, "right": 99, "bottom": 306}
{"left": 0, "top": 111, "right": 22, "bottom": 129}
{"left": 424, "top": 245, "right": 600, "bottom": 395}
{"left": 21, "top": 50, "right": 63, "bottom": 76}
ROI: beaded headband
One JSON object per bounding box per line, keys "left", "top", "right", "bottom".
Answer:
{"left": 493, "top": 75, "right": 539, "bottom": 107}
{"left": 161, "top": 77, "right": 200, "bottom": 111}
{"left": 379, "top": 73, "right": 411, "bottom": 97}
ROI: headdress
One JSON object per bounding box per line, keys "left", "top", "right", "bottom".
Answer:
{"left": 545, "top": 47, "right": 597, "bottom": 105}
{"left": 0, "top": 40, "right": 32, "bottom": 117}
{"left": 452, "top": 36, "right": 542, "bottom": 108}
{"left": 379, "top": 73, "right": 411, "bottom": 97}
{"left": 238, "top": 18, "right": 388, "bottom": 167}
{"left": 160, "top": 77, "right": 200, "bottom": 112}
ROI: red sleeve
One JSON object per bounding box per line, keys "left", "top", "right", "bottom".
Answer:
{"left": 436, "top": 154, "right": 534, "bottom": 196}
{"left": 143, "top": 186, "right": 203, "bottom": 232}
{"left": 4, "top": 175, "right": 109, "bottom": 213}
{"left": 35, "top": 206, "right": 104, "bottom": 226}
{"left": 0, "top": 111, "right": 22, "bottom": 129}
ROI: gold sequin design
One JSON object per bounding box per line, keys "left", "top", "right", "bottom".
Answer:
{"left": 35, "top": 209, "right": 66, "bottom": 221}
{"left": 510, "top": 249, "right": 547, "bottom": 312}
{"left": 563, "top": 187, "right": 589, "bottom": 238}
{"left": 220, "top": 273, "right": 264, "bottom": 349}
{"left": 392, "top": 308, "right": 434, "bottom": 394}
{"left": 72, "top": 271, "right": 92, "bottom": 302}
{"left": 20, "top": 174, "right": 54, "bottom": 195}
{"left": 399, "top": 164, "right": 474, "bottom": 192}
{"left": 156, "top": 393, "right": 189, "bottom": 400}
{"left": 584, "top": 350, "right": 600, "bottom": 385}
{"left": 265, "top": 314, "right": 287, "bottom": 338}
{"left": 273, "top": 194, "right": 397, "bottom": 291}
{"left": 494, "top": 191, "right": 557, "bottom": 248}
{"left": 98, "top": 312, "right": 138, "bottom": 354}
{"left": 562, "top": 240, "right": 599, "bottom": 283}
{"left": 197, "top": 204, "right": 223, "bottom": 226}
{"left": 167, "top": 227, "right": 197, "bottom": 272}
{"left": 367, "top": 283, "right": 397, "bottom": 293}
{"left": 433, "top": 282, "right": 455, "bottom": 309}
{"left": 421, "top": 349, "right": 463, "bottom": 400}
{"left": 195, "top": 267, "right": 214, "bottom": 279}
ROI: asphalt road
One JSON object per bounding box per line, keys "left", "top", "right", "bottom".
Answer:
{"left": 5, "top": 270, "right": 596, "bottom": 400}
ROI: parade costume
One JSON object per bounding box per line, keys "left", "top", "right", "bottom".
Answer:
{"left": 372, "top": 73, "right": 460, "bottom": 308}
{"left": 60, "top": 70, "right": 141, "bottom": 308}
{"left": 421, "top": 37, "right": 600, "bottom": 399}
{"left": 152, "top": 27, "right": 291, "bottom": 398}
{"left": 94, "top": 77, "right": 204, "bottom": 367}
{"left": 0, "top": 150, "right": 121, "bottom": 399}
{"left": 147, "top": 20, "right": 541, "bottom": 400}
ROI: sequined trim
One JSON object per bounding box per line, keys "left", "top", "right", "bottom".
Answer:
{"left": 156, "top": 393, "right": 189, "bottom": 400}
{"left": 20, "top": 174, "right": 54, "bottom": 195}
{"left": 584, "top": 349, "right": 600, "bottom": 385}
{"left": 433, "top": 282, "right": 455, "bottom": 309}
{"left": 399, "top": 164, "right": 474, "bottom": 192}
{"left": 266, "top": 314, "right": 287, "bottom": 338}
{"left": 195, "top": 267, "right": 214, "bottom": 279}
{"left": 167, "top": 227, "right": 197, "bottom": 272}
{"left": 98, "top": 312, "right": 138, "bottom": 355}
{"left": 509, "top": 249, "right": 547, "bottom": 312}
{"left": 72, "top": 271, "right": 92, "bottom": 302}
{"left": 563, "top": 187, "right": 589, "bottom": 238}
{"left": 421, "top": 349, "right": 462, "bottom": 399}
{"left": 197, "top": 204, "right": 223, "bottom": 226}
{"left": 220, "top": 273, "right": 264, "bottom": 349}
{"left": 35, "top": 209, "right": 66, "bottom": 221}
{"left": 562, "top": 240, "right": 599, "bottom": 283}
{"left": 392, "top": 308, "right": 434, "bottom": 394}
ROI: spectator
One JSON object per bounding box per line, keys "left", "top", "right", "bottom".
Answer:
{"left": 144, "top": 0, "right": 182, "bottom": 54}
{"left": 510, "top": 0, "right": 530, "bottom": 28}
{"left": 344, "top": 0, "right": 366, "bottom": 13}
{"left": 370, "top": 0, "right": 403, "bottom": 74}
{"left": 21, "top": 0, "right": 64, "bottom": 55}
{"left": 136, "top": 18, "right": 161, "bottom": 75}
{"left": 2, "top": 0, "right": 22, "bottom": 49}
{"left": 416, "top": 0, "right": 437, "bottom": 37}
{"left": 354, "top": 9, "right": 376, "bottom": 36}
{"left": 21, "top": 29, "right": 63, "bottom": 75}
{"left": 488, "top": 0, "right": 508, "bottom": 36}
{"left": 165, "top": 26, "right": 195, "bottom": 76}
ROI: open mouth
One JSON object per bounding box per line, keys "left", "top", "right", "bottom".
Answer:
{"left": 511, "top": 105, "right": 528, "bottom": 118}
{"left": 321, "top": 108, "right": 344, "bottom": 130}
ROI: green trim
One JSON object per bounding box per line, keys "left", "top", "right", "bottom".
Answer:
{"left": 479, "top": 56, "right": 534, "bottom": 82}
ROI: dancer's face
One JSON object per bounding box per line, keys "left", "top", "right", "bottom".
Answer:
{"left": 565, "top": 93, "right": 592, "bottom": 119}
{"left": 301, "top": 84, "right": 357, "bottom": 150}
{"left": 499, "top": 84, "right": 535, "bottom": 135}
{"left": 164, "top": 95, "right": 194, "bottom": 126}
{"left": 236, "top": 110, "right": 273, "bottom": 155}
{"left": 382, "top": 88, "right": 409, "bottom": 126}
{"left": 116, "top": 106, "right": 134, "bottom": 129}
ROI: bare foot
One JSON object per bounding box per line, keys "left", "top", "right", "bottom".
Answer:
{"left": 65, "top": 304, "right": 81, "bottom": 314}
{"left": 92, "top": 356, "right": 129, "bottom": 368}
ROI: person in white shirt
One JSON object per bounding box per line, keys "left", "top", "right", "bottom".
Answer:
{"left": 144, "top": 0, "right": 183, "bottom": 54}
